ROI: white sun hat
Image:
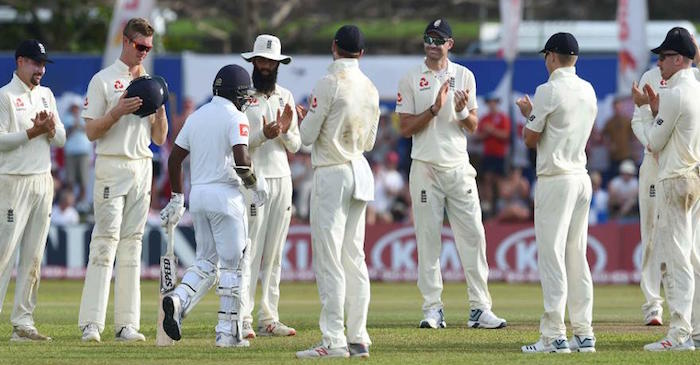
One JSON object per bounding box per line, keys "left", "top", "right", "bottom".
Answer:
{"left": 241, "top": 34, "right": 291, "bottom": 64}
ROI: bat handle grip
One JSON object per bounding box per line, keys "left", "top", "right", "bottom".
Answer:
{"left": 166, "top": 224, "right": 175, "bottom": 257}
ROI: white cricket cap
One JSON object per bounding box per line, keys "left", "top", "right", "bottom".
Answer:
{"left": 241, "top": 34, "right": 291, "bottom": 64}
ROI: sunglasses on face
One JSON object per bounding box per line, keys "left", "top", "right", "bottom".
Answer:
{"left": 658, "top": 52, "right": 679, "bottom": 61}
{"left": 423, "top": 35, "right": 448, "bottom": 46}
{"left": 127, "top": 37, "right": 152, "bottom": 53}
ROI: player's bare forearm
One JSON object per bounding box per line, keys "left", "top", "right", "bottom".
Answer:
{"left": 459, "top": 110, "right": 479, "bottom": 133}
{"left": 151, "top": 106, "right": 168, "bottom": 145}
{"left": 398, "top": 109, "right": 434, "bottom": 137}
{"left": 168, "top": 145, "right": 189, "bottom": 194}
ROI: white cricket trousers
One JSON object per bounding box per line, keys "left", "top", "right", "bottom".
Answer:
{"left": 534, "top": 174, "right": 594, "bottom": 342}
{"left": 79, "top": 156, "right": 151, "bottom": 333}
{"left": 654, "top": 171, "right": 700, "bottom": 344}
{"left": 310, "top": 163, "right": 371, "bottom": 349}
{"left": 0, "top": 173, "right": 52, "bottom": 328}
{"left": 638, "top": 154, "right": 663, "bottom": 316}
{"left": 409, "top": 160, "right": 492, "bottom": 314}
{"left": 240, "top": 176, "right": 293, "bottom": 325}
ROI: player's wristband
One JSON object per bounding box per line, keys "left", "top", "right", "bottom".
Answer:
{"left": 429, "top": 104, "right": 438, "bottom": 117}
{"left": 456, "top": 107, "right": 469, "bottom": 120}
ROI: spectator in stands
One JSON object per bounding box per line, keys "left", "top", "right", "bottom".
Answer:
{"left": 368, "top": 151, "right": 405, "bottom": 224}
{"left": 476, "top": 94, "right": 511, "bottom": 218}
{"left": 601, "top": 96, "right": 634, "bottom": 182}
{"left": 586, "top": 127, "right": 610, "bottom": 176}
{"left": 289, "top": 151, "right": 313, "bottom": 222}
{"left": 588, "top": 171, "right": 609, "bottom": 225}
{"left": 608, "top": 159, "right": 639, "bottom": 219}
{"left": 494, "top": 167, "right": 531, "bottom": 222}
{"left": 51, "top": 188, "right": 80, "bottom": 225}
{"left": 63, "top": 99, "right": 93, "bottom": 212}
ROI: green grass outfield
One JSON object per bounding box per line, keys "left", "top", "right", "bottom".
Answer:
{"left": 0, "top": 281, "right": 694, "bottom": 364}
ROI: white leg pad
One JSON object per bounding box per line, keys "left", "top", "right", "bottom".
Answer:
{"left": 174, "top": 261, "right": 218, "bottom": 317}
{"left": 215, "top": 269, "right": 242, "bottom": 339}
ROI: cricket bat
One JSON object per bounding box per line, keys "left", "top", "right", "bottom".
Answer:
{"left": 156, "top": 224, "right": 178, "bottom": 346}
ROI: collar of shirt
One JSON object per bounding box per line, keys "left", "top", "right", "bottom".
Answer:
{"left": 328, "top": 58, "right": 359, "bottom": 73}
{"left": 11, "top": 72, "right": 34, "bottom": 95}
{"left": 113, "top": 58, "right": 132, "bottom": 77}
{"left": 548, "top": 66, "right": 576, "bottom": 81}
{"left": 252, "top": 86, "right": 280, "bottom": 99}
{"left": 210, "top": 95, "right": 233, "bottom": 107}
{"left": 665, "top": 67, "right": 695, "bottom": 88}
{"left": 420, "top": 58, "right": 455, "bottom": 76}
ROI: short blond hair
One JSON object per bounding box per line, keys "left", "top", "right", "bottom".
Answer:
{"left": 123, "top": 17, "right": 154, "bottom": 39}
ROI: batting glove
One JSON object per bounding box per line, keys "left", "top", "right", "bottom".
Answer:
{"left": 160, "top": 193, "right": 185, "bottom": 228}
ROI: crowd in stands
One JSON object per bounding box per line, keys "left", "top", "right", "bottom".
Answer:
{"left": 49, "top": 95, "right": 642, "bottom": 227}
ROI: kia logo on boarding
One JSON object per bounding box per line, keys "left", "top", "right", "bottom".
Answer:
{"left": 494, "top": 228, "right": 608, "bottom": 273}
{"left": 370, "top": 226, "right": 462, "bottom": 273}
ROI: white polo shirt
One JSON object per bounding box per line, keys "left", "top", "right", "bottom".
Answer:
{"left": 300, "top": 58, "right": 380, "bottom": 168}
{"left": 632, "top": 66, "right": 700, "bottom": 155}
{"left": 82, "top": 59, "right": 152, "bottom": 159}
{"left": 644, "top": 68, "right": 700, "bottom": 181}
{"left": 396, "top": 59, "right": 478, "bottom": 171}
{"left": 175, "top": 96, "right": 250, "bottom": 186}
{"left": 0, "top": 72, "right": 65, "bottom": 174}
{"left": 244, "top": 84, "right": 300, "bottom": 178}
{"left": 525, "top": 66, "right": 597, "bottom": 177}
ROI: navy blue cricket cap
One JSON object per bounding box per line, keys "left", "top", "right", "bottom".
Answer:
{"left": 425, "top": 18, "right": 452, "bottom": 39}
{"left": 15, "top": 39, "right": 53, "bottom": 63}
{"left": 540, "top": 32, "right": 579, "bottom": 56}
{"left": 652, "top": 27, "right": 696, "bottom": 59}
{"left": 334, "top": 25, "right": 365, "bottom": 53}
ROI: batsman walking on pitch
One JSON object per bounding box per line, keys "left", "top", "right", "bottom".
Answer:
{"left": 516, "top": 32, "right": 597, "bottom": 353}
{"left": 294, "top": 25, "right": 379, "bottom": 359}
{"left": 396, "top": 18, "right": 506, "bottom": 331}
{"left": 633, "top": 27, "right": 700, "bottom": 352}
{"left": 78, "top": 18, "right": 168, "bottom": 342}
{"left": 239, "top": 34, "right": 300, "bottom": 339}
{"left": 0, "top": 39, "right": 65, "bottom": 341}
{"left": 160, "top": 64, "right": 268, "bottom": 348}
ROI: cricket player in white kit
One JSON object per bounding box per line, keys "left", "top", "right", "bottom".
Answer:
{"left": 516, "top": 32, "right": 597, "bottom": 353}
{"left": 160, "top": 64, "right": 268, "bottom": 348}
{"left": 239, "top": 34, "right": 300, "bottom": 339}
{"left": 294, "top": 25, "right": 379, "bottom": 359}
{"left": 396, "top": 18, "right": 506, "bottom": 330}
{"left": 0, "top": 39, "right": 65, "bottom": 341}
{"left": 79, "top": 18, "right": 168, "bottom": 342}
{"left": 634, "top": 27, "right": 700, "bottom": 351}
{"left": 631, "top": 36, "right": 700, "bottom": 327}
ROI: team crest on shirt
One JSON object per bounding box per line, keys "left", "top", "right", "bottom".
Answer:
{"left": 419, "top": 76, "right": 430, "bottom": 90}
{"left": 239, "top": 124, "right": 249, "bottom": 137}
{"left": 396, "top": 92, "right": 403, "bottom": 105}
{"left": 41, "top": 97, "right": 48, "bottom": 109}
{"left": 114, "top": 80, "right": 124, "bottom": 90}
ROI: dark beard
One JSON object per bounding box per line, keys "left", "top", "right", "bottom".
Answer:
{"left": 252, "top": 67, "right": 278, "bottom": 95}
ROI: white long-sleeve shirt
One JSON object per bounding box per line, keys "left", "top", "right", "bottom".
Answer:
{"left": 300, "top": 58, "right": 380, "bottom": 167}
{"left": 642, "top": 68, "right": 700, "bottom": 181}
{"left": 244, "top": 84, "right": 300, "bottom": 178}
{"left": 0, "top": 72, "right": 65, "bottom": 174}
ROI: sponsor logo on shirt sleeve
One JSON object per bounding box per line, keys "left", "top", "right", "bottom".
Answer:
{"left": 239, "top": 124, "right": 249, "bottom": 137}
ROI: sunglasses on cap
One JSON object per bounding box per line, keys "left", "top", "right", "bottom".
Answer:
{"left": 127, "top": 37, "right": 152, "bottom": 53}
{"left": 658, "top": 52, "right": 679, "bottom": 61}
{"left": 423, "top": 34, "right": 448, "bottom": 46}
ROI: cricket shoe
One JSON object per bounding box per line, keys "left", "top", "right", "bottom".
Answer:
{"left": 645, "top": 309, "right": 663, "bottom": 326}
{"left": 162, "top": 294, "right": 183, "bottom": 341}
{"left": 81, "top": 323, "right": 100, "bottom": 342}
{"left": 644, "top": 337, "right": 695, "bottom": 351}
{"left": 522, "top": 338, "right": 571, "bottom": 353}
{"left": 10, "top": 326, "right": 52, "bottom": 342}
{"left": 257, "top": 321, "right": 296, "bottom": 337}
{"left": 569, "top": 335, "right": 596, "bottom": 352}
{"left": 468, "top": 309, "right": 507, "bottom": 329}
{"left": 419, "top": 308, "right": 446, "bottom": 329}
{"left": 215, "top": 332, "right": 250, "bottom": 348}
{"left": 296, "top": 342, "right": 349, "bottom": 358}
{"left": 242, "top": 321, "right": 256, "bottom": 339}
{"left": 694, "top": 338, "right": 700, "bottom": 348}
{"left": 348, "top": 343, "right": 370, "bottom": 358}
{"left": 115, "top": 326, "right": 146, "bottom": 342}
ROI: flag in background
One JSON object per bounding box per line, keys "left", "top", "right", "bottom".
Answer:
{"left": 617, "top": 0, "right": 647, "bottom": 95}
{"left": 103, "top": 0, "right": 156, "bottom": 69}
{"left": 499, "top": 0, "right": 523, "bottom": 63}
